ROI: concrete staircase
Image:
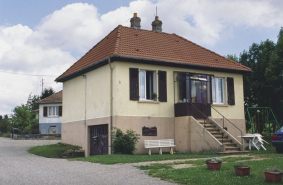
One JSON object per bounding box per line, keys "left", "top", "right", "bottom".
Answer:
{"left": 197, "top": 119, "right": 242, "bottom": 153}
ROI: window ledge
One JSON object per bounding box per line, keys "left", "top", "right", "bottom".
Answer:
{"left": 212, "top": 104, "right": 229, "bottom": 107}
{"left": 138, "top": 100, "right": 160, "bottom": 104}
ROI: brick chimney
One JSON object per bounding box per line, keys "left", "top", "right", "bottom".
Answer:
{"left": 130, "top": 13, "right": 141, "bottom": 29}
{"left": 152, "top": 16, "right": 162, "bottom": 33}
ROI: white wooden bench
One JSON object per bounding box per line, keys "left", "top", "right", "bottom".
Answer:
{"left": 144, "top": 139, "right": 176, "bottom": 155}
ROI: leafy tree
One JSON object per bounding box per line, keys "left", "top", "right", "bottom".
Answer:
{"left": 9, "top": 104, "right": 38, "bottom": 131}
{"left": 27, "top": 93, "right": 40, "bottom": 110}
{"left": 111, "top": 128, "right": 140, "bottom": 154}
{"left": 0, "top": 119, "right": 10, "bottom": 133}
{"left": 235, "top": 27, "right": 283, "bottom": 132}
{"left": 226, "top": 54, "right": 239, "bottom": 63}
{"left": 40, "top": 87, "right": 55, "bottom": 100}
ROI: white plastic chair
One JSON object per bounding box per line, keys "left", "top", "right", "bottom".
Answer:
{"left": 252, "top": 133, "right": 269, "bottom": 150}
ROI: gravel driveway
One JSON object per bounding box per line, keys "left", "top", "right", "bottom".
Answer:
{"left": 0, "top": 137, "right": 174, "bottom": 185}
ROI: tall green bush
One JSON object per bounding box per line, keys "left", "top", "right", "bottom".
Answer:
{"left": 111, "top": 127, "right": 140, "bottom": 154}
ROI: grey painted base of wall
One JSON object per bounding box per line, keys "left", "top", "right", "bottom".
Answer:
{"left": 39, "top": 123, "right": 62, "bottom": 134}
{"left": 61, "top": 116, "right": 246, "bottom": 156}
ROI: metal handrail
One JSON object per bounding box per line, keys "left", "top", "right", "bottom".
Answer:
{"left": 189, "top": 103, "right": 224, "bottom": 144}
{"left": 210, "top": 105, "right": 243, "bottom": 145}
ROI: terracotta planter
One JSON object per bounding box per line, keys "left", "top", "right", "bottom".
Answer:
{"left": 264, "top": 171, "right": 282, "bottom": 183}
{"left": 234, "top": 167, "right": 250, "bottom": 176}
{"left": 207, "top": 162, "right": 221, "bottom": 170}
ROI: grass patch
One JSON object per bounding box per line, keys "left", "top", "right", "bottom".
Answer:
{"left": 28, "top": 142, "right": 81, "bottom": 158}
{"left": 149, "top": 157, "right": 283, "bottom": 185}
{"left": 1, "top": 132, "right": 11, "bottom": 138}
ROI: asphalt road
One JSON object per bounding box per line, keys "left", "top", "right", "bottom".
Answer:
{"left": 0, "top": 137, "right": 174, "bottom": 185}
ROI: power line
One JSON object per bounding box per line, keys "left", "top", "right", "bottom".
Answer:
{"left": 0, "top": 70, "right": 57, "bottom": 77}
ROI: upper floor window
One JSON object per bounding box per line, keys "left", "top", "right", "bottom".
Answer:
{"left": 212, "top": 77, "right": 225, "bottom": 104}
{"left": 139, "top": 70, "right": 157, "bottom": 101}
{"left": 48, "top": 106, "right": 59, "bottom": 117}
{"left": 129, "top": 68, "right": 167, "bottom": 102}
{"left": 43, "top": 106, "right": 62, "bottom": 117}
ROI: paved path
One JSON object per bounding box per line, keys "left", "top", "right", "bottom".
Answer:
{"left": 0, "top": 137, "right": 174, "bottom": 185}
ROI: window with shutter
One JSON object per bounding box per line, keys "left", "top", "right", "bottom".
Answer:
{"left": 129, "top": 68, "right": 139, "bottom": 100}
{"left": 158, "top": 71, "right": 167, "bottom": 102}
{"left": 227, "top": 77, "right": 235, "bottom": 105}
{"left": 43, "top": 107, "right": 47, "bottom": 117}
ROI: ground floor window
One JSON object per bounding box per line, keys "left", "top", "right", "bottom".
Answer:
{"left": 212, "top": 77, "right": 225, "bottom": 104}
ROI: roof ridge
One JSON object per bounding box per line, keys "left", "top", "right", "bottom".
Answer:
{"left": 172, "top": 34, "right": 251, "bottom": 71}
{"left": 113, "top": 25, "right": 123, "bottom": 55}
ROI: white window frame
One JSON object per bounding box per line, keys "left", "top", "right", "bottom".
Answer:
{"left": 48, "top": 106, "right": 59, "bottom": 117}
{"left": 212, "top": 77, "right": 225, "bottom": 104}
{"left": 139, "top": 70, "right": 157, "bottom": 101}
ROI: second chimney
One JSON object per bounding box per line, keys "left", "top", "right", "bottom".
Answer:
{"left": 130, "top": 13, "right": 141, "bottom": 29}
{"left": 152, "top": 16, "right": 162, "bottom": 33}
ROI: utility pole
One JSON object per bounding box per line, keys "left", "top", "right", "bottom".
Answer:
{"left": 40, "top": 79, "right": 44, "bottom": 94}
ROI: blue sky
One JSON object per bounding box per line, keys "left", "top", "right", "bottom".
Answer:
{"left": 0, "top": 0, "right": 282, "bottom": 115}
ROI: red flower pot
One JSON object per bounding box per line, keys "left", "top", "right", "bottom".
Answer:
{"left": 264, "top": 171, "right": 282, "bottom": 183}
{"left": 234, "top": 167, "right": 250, "bottom": 176}
{"left": 207, "top": 162, "right": 221, "bottom": 170}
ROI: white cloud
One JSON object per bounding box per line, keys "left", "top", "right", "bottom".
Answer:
{"left": 1, "top": 0, "right": 283, "bottom": 115}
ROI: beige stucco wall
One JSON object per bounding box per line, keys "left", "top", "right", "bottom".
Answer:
{"left": 175, "top": 116, "right": 190, "bottom": 153}
{"left": 62, "top": 64, "right": 111, "bottom": 123}
{"left": 113, "top": 61, "right": 245, "bottom": 120}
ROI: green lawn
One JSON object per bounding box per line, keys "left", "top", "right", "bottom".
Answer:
{"left": 28, "top": 142, "right": 81, "bottom": 158}
{"left": 142, "top": 157, "right": 283, "bottom": 185}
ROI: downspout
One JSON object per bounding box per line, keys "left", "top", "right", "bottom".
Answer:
{"left": 82, "top": 75, "right": 87, "bottom": 156}
{"left": 82, "top": 75, "right": 87, "bottom": 126}
{"left": 108, "top": 58, "right": 113, "bottom": 154}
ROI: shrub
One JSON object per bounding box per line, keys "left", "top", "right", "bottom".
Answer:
{"left": 205, "top": 157, "right": 223, "bottom": 164}
{"left": 2, "top": 132, "right": 11, "bottom": 138}
{"left": 264, "top": 167, "right": 282, "bottom": 172}
{"left": 233, "top": 162, "right": 249, "bottom": 169}
{"left": 111, "top": 127, "right": 140, "bottom": 154}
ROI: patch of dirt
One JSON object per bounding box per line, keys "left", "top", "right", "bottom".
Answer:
{"left": 133, "top": 154, "right": 251, "bottom": 166}
{"left": 45, "top": 136, "right": 61, "bottom": 140}
{"left": 172, "top": 164, "right": 195, "bottom": 169}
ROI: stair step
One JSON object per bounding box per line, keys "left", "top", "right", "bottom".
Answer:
{"left": 225, "top": 147, "right": 240, "bottom": 151}
{"left": 206, "top": 128, "right": 219, "bottom": 131}
{"left": 224, "top": 143, "right": 237, "bottom": 147}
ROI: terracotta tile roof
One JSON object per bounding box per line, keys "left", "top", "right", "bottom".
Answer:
{"left": 56, "top": 25, "right": 251, "bottom": 81}
{"left": 36, "top": 90, "right": 62, "bottom": 103}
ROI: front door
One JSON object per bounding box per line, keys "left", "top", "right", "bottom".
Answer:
{"left": 90, "top": 124, "right": 108, "bottom": 155}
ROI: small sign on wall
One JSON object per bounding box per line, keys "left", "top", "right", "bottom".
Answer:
{"left": 142, "top": 126, "right": 157, "bottom": 136}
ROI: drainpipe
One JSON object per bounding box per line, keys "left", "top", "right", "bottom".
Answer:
{"left": 82, "top": 75, "right": 87, "bottom": 126}
{"left": 82, "top": 75, "right": 87, "bottom": 156}
{"left": 108, "top": 59, "right": 113, "bottom": 154}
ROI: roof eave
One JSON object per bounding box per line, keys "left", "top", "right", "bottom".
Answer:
{"left": 55, "top": 55, "right": 252, "bottom": 82}
{"left": 35, "top": 101, "right": 62, "bottom": 104}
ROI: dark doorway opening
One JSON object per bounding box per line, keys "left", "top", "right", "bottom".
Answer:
{"left": 90, "top": 124, "right": 108, "bottom": 155}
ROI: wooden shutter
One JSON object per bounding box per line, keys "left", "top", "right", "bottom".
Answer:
{"left": 59, "top": 106, "right": 62, "bottom": 116}
{"left": 227, "top": 77, "right": 235, "bottom": 105}
{"left": 43, "top": 107, "right": 47, "bottom": 117}
{"left": 158, "top": 70, "right": 167, "bottom": 102}
{"left": 129, "top": 68, "right": 139, "bottom": 100}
